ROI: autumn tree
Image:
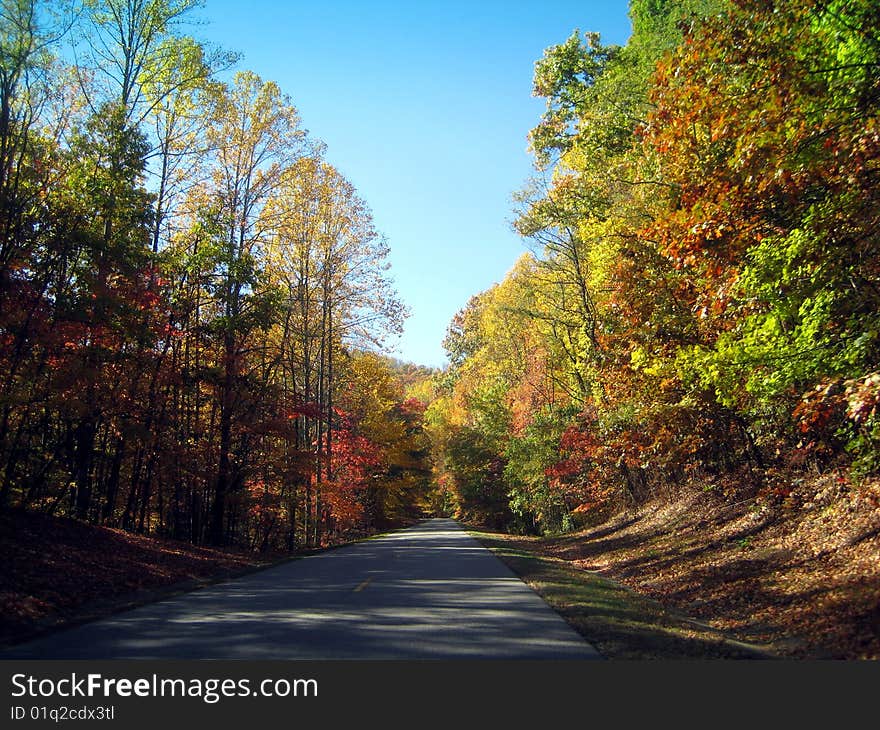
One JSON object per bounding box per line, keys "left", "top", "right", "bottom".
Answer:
{"left": 0, "top": 1, "right": 423, "bottom": 555}
{"left": 261, "top": 155, "right": 406, "bottom": 546}
{"left": 643, "top": 0, "right": 880, "bottom": 470}
{"left": 433, "top": 0, "right": 880, "bottom": 537}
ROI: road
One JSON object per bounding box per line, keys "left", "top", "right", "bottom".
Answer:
{"left": 2, "top": 518, "right": 601, "bottom": 659}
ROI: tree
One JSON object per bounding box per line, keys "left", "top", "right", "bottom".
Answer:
{"left": 643, "top": 0, "right": 880, "bottom": 465}
{"left": 200, "top": 70, "right": 305, "bottom": 544}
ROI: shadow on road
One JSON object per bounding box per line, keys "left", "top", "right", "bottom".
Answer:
{"left": 2, "top": 519, "right": 601, "bottom": 660}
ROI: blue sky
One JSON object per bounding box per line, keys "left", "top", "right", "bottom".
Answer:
{"left": 196, "top": 1, "right": 633, "bottom": 368}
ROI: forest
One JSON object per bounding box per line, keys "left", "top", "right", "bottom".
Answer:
{"left": 427, "top": 0, "right": 880, "bottom": 537}
{"left": 0, "top": 0, "right": 433, "bottom": 551}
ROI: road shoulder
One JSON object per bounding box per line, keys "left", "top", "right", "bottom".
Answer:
{"left": 467, "top": 527, "right": 775, "bottom": 660}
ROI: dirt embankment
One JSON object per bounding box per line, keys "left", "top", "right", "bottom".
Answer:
{"left": 504, "top": 469, "right": 880, "bottom": 659}
{"left": 0, "top": 510, "right": 284, "bottom": 648}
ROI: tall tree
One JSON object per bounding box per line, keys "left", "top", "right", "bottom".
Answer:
{"left": 203, "top": 70, "right": 304, "bottom": 544}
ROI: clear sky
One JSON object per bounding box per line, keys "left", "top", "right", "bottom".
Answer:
{"left": 195, "top": 1, "right": 633, "bottom": 368}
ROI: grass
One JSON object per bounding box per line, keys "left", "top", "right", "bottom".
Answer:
{"left": 468, "top": 527, "right": 775, "bottom": 660}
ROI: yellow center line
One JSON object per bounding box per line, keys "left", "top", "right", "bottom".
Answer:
{"left": 353, "top": 576, "right": 373, "bottom": 592}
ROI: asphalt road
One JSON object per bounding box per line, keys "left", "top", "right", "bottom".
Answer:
{"left": 2, "top": 518, "right": 601, "bottom": 659}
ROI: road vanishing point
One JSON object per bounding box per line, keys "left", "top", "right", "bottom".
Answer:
{"left": 3, "top": 518, "right": 601, "bottom": 659}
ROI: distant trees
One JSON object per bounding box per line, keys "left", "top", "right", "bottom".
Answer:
{"left": 429, "top": 0, "right": 880, "bottom": 532}
{"left": 0, "top": 0, "right": 430, "bottom": 549}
